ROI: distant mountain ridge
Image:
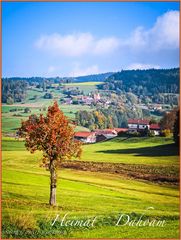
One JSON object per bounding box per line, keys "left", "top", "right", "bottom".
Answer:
{"left": 2, "top": 68, "right": 179, "bottom": 105}
{"left": 97, "top": 68, "right": 179, "bottom": 105}
{"left": 3, "top": 68, "right": 179, "bottom": 85}
{"left": 103, "top": 68, "right": 179, "bottom": 93}
{"left": 2, "top": 72, "right": 114, "bottom": 83}
{"left": 73, "top": 72, "right": 114, "bottom": 82}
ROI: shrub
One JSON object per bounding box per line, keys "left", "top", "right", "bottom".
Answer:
{"left": 10, "top": 108, "right": 18, "bottom": 112}
{"left": 13, "top": 114, "right": 23, "bottom": 117}
{"left": 161, "top": 129, "right": 171, "bottom": 137}
{"left": 11, "top": 213, "right": 38, "bottom": 231}
{"left": 44, "top": 93, "right": 53, "bottom": 99}
{"left": 7, "top": 97, "right": 14, "bottom": 105}
{"left": 148, "top": 130, "right": 155, "bottom": 137}
{"left": 128, "top": 131, "right": 140, "bottom": 137}
{"left": 24, "top": 107, "right": 31, "bottom": 113}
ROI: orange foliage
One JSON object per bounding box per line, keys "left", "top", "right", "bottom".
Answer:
{"left": 19, "top": 101, "right": 82, "bottom": 168}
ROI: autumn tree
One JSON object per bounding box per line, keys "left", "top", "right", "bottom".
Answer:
{"left": 160, "top": 108, "right": 178, "bottom": 132}
{"left": 19, "top": 101, "right": 82, "bottom": 206}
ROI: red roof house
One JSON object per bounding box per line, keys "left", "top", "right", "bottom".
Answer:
{"left": 114, "top": 128, "right": 128, "bottom": 133}
{"left": 94, "top": 129, "right": 117, "bottom": 139}
{"left": 150, "top": 124, "right": 161, "bottom": 130}
{"left": 149, "top": 124, "right": 161, "bottom": 135}
{"left": 74, "top": 132, "right": 96, "bottom": 143}
{"left": 128, "top": 119, "right": 150, "bottom": 125}
{"left": 128, "top": 119, "right": 150, "bottom": 132}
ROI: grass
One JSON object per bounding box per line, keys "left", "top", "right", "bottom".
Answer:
{"left": 2, "top": 82, "right": 98, "bottom": 134}
{"left": 63, "top": 82, "right": 102, "bottom": 94}
{"left": 63, "top": 81, "right": 103, "bottom": 86}
{"left": 2, "top": 81, "right": 179, "bottom": 238}
{"left": 81, "top": 137, "right": 179, "bottom": 165}
{"left": 2, "top": 104, "right": 91, "bottom": 134}
{"left": 2, "top": 137, "right": 180, "bottom": 238}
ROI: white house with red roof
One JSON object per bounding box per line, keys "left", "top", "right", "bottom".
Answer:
{"left": 128, "top": 119, "right": 161, "bottom": 135}
{"left": 128, "top": 119, "right": 150, "bottom": 133}
{"left": 150, "top": 124, "right": 161, "bottom": 136}
{"left": 74, "top": 132, "right": 96, "bottom": 143}
{"left": 94, "top": 129, "right": 117, "bottom": 139}
{"left": 114, "top": 128, "right": 128, "bottom": 134}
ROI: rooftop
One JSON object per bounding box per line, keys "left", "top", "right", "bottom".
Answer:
{"left": 128, "top": 119, "right": 150, "bottom": 125}
{"left": 74, "top": 132, "right": 94, "bottom": 138}
{"left": 150, "top": 124, "right": 161, "bottom": 130}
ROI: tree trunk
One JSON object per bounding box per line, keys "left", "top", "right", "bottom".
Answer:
{"left": 49, "top": 162, "right": 57, "bottom": 206}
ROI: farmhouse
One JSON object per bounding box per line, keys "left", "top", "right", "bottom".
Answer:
{"left": 128, "top": 119, "right": 150, "bottom": 133}
{"left": 95, "top": 129, "right": 117, "bottom": 139}
{"left": 150, "top": 124, "right": 161, "bottom": 136}
{"left": 128, "top": 119, "right": 161, "bottom": 135}
{"left": 74, "top": 132, "right": 96, "bottom": 143}
{"left": 114, "top": 128, "right": 128, "bottom": 134}
{"left": 96, "top": 134, "right": 107, "bottom": 142}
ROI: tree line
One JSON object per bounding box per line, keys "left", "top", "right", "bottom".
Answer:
{"left": 98, "top": 68, "right": 179, "bottom": 105}
{"left": 75, "top": 107, "right": 143, "bottom": 130}
{"left": 2, "top": 79, "right": 27, "bottom": 104}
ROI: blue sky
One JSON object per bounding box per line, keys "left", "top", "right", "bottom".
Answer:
{"left": 2, "top": 2, "right": 180, "bottom": 77}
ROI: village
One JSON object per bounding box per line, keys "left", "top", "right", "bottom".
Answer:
{"left": 59, "top": 85, "right": 175, "bottom": 116}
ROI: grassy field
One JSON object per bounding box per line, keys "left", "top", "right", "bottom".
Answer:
{"left": 2, "top": 105, "right": 91, "bottom": 134}
{"left": 81, "top": 137, "right": 179, "bottom": 165}
{"left": 63, "top": 82, "right": 102, "bottom": 94}
{"left": 2, "top": 81, "right": 99, "bottom": 134}
{"left": 63, "top": 81, "right": 102, "bottom": 86}
{"left": 2, "top": 137, "right": 179, "bottom": 238}
{"left": 2, "top": 83, "right": 180, "bottom": 238}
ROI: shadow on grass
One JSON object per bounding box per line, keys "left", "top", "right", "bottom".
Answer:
{"left": 97, "top": 143, "right": 179, "bottom": 157}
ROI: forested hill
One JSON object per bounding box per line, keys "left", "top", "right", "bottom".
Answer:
{"left": 2, "top": 72, "right": 113, "bottom": 84}
{"left": 99, "top": 68, "right": 179, "bottom": 94}
{"left": 2, "top": 68, "right": 179, "bottom": 105}
{"left": 74, "top": 72, "right": 113, "bottom": 82}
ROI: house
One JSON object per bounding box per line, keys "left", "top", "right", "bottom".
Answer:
{"left": 93, "top": 93, "right": 101, "bottom": 101}
{"left": 74, "top": 132, "right": 96, "bottom": 143}
{"left": 96, "top": 134, "right": 107, "bottom": 142}
{"left": 95, "top": 129, "right": 117, "bottom": 139}
{"left": 128, "top": 119, "right": 150, "bottom": 133}
{"left": 114, "top": 128, "right": 128, "bottom": 134}
{"left": 150, "top": 124, "right": 161, "bottom": 136}
{"left": 65, "top": 98, "right": 72, "bottom": 104}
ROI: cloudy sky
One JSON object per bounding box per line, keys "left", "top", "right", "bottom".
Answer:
{"left": 2, "top": 2, "right": 180, "bottom": 77}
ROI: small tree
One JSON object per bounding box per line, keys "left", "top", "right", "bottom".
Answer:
{"left": 6, "top": 96, "right": 14, "bottom": 105}
{"left": 19, "top": 101, "right": 82, "bottom": 206}
{"left": 160, "top": 108, "right": 177, "bottom": 132}
{"left": 24, "top": 107, "right": 31, "bottom": 113}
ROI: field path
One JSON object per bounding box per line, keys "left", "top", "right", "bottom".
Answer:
{"left": 60, "top": 160, "right": 179, "bottom": 184}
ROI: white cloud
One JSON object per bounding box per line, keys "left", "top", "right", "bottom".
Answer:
{"left": 126, "top": 63, "right": 160, "bottom": 70}
{"left": 125, "top": 10, "right": 179, "bottom": 51}
{"left": 69, "top": 63, "right": 100, "bottom": 77}
{"left": 150, "top": 10, "right": 179, "bottom": 49}
{"left": 35, "top": 11, "right": 179, "bottom": 58}
{"left": 93, "top": 37, "right": 120, "bottom": 54}
{"left": 35, "top": 33, "right": 120, "bottom": 57}
{"left": 34, "top": 10, "right": 179, "bottom": 74}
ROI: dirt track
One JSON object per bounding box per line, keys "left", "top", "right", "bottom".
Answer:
{"left": 60, "top": 160, "right": 179, "bottom": 185}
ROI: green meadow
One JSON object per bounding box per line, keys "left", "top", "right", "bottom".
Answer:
{"left": 2, "top": 105, "right": 91, "bottom": 134}
{"left": 2, "top": 137, "right": 179, "bottom": 238}
{"left": 2, "top": 81, "right": 98, "bottom": 133}
{"left": 63, "top": 82, "right": 102, "bottom": 94}
{"left": 2, "top": 83, "right": 180, "bottom": 238}
{"left": 81, "top": 137, "right": 179, "bottom": 164}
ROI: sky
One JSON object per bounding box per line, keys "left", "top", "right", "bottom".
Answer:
{"left": 2, "top": 1, "right": 180, "bottom": 77}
